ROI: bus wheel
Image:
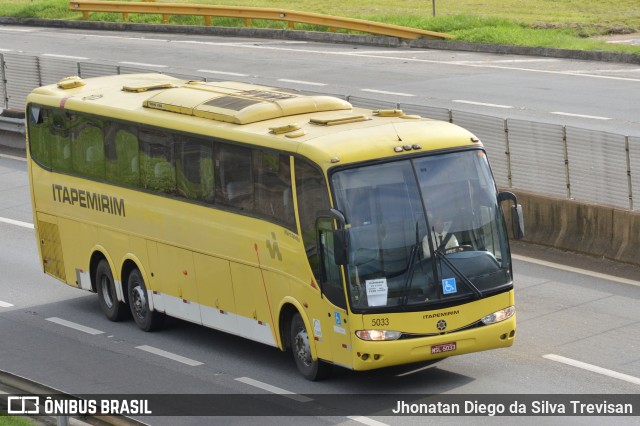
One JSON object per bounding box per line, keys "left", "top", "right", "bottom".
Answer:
{"left": 127, "top": 268, "right": 164, "bottom": 332}
{"left": 290, "top": 313, "right": 330, "bottom": 381}
{"left": 95, "top": 259, "right": 129, "bottom": 321}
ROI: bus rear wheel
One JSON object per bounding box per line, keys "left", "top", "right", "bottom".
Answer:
{"left": 95, "top": 259, "right": 129, "bottom": 321}
{"left": 290, "top": 313, "right": 331, "bottom": 381}
{"left": 128, "top": 268, "right": 164, "bottom": 332}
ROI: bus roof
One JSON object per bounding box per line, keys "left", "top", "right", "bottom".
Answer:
{"left": 28, "top": 74, "right": 481, "bottom": 170}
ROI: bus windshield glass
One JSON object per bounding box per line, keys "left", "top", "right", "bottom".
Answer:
{"left": 331, "top": 149, "right": 512, "bottom": 312}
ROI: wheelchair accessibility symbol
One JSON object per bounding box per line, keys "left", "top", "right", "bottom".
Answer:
{"left": 442, "top": 278, "right": 457, "bottom": 295}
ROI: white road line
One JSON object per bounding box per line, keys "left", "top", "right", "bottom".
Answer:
{"left": 278, "top": 78, "right": 327, "bottom": 86}
{"left": 453, "top": 100, "right": 514, "bottom": 109}
{"left": 235, "top": 377, "right": 313, "bottom": 403}
{"left": 46, "top": 317, "right": 104, "bottom": 335}
{"left": 396, "top": 364, "right": 436, "bottom": 377}
{"left": 452, "top": 59, "right": 559, "bottom": 64}
{"left": 0, "top": 217, "right": 34, "bottom": 229}
{"left": 0, "top": 300, "right": 14, "bottom": 308}
{"left": 0, "top": 153, "right": 26, "bottom": 162}
{"left": 41, "top": 53, "right": 89, "bottom": 60}
{"left": 512, "top": 254, "right": 640, "bottom": 287}
{"left": 0, "top": 48, "right": 13, "bottom": 52}
{"left": 347, "top": 416, "right": 390, "bottom": 426}
{"left": 136, "top": 345, "right": 203, "bottom": 366}
{"left": 550, "top": 111, "right": 612, "bottom": 120}
{"left": 119, "top": 61, "right": 168, "bottom": 68}
{"left": 197, "top": 69, "right": 249, "bottom": 77}
{"left": 544, "top": 354, "right": 640, "bottom": 386}
{"left": 0, "top": 28, "right": 35, "bottom": 32}
{"left": 361, "top": 89, "right": 415, "bottom": 97}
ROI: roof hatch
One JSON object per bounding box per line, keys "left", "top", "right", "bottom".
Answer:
{"left": 142, "top": 81, "right": 352, "bottom": 124}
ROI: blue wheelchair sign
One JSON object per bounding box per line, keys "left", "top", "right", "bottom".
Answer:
{"left": 442, "top": 278, "right": 457, "bottom": 295}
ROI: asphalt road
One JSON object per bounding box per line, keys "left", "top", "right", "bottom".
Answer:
{"left": 1, "top": 149, "right": 640, "bottom": 425}
{"left": 1, "top": 24, "right": 640, "bottom": 137}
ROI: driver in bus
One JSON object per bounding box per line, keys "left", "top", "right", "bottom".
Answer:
{"left": 423, "top": 214, "right": 458, "bottom": 258}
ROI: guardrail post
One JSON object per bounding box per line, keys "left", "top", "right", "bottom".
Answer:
{"left": 204, "top": 15, "right": 211, "bottom": 26}
{"left": 504, "top": 119, "right": 512, "bottom": 188}
{"left": 562, "top": 126, "right": 571, "bottom": 199}
{"left": 0, "top": 54, "right": 7, "bottom": 109}
{"left": 625, "top": 135, "right": 633, "bottom": 210}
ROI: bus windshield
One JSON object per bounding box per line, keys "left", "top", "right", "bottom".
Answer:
{"left": 331, "top": 149, "right": 512, "bottom": 312}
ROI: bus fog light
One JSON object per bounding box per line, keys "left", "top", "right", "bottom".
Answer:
{"left": 355, "top": 330, "right": 402, "bottom": 341}
{"left": 481, "top": 306, "right": 515, "bottom": 325}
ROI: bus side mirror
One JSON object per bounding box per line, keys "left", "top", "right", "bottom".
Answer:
{"left": 333, "top": 228, "right": 350, "bottom": 265}
{"left": 498, "top": 191, "right": 525, "bottom": 240}
{"left": 511, "top": 204, "right": 525, "bottom": 240}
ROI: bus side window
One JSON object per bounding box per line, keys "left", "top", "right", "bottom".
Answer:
{"left": 254, "top": 150, "right": 295, "bottom": 229}
{"left": 295, "top": 158, "right": 331, "bottom": 281}
{"left": 217, "top": 144, "right": 253, "bottom": 210}
{"left": 70, "top": 115, "right": 105, "bottom": 179}
{"left": 176, "top": 137, "right": 215, "bottom": 203}
{"left": 139, "top": 128, "right": 176, "bottom": 194}
{"left": 27, "top": 106, "right": 51, "bottom": 167}
{"left": 50, "top": 110, "right": 72, "bottom": 172}
{"left": 105, "top": 124, "right": 140, "bottom": 187}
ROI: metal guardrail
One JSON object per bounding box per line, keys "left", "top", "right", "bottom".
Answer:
{"left": 69, "top": 0, "right": 453, "bottom": 40}
{"left": 0, "top": 111, "right": 25, "bottom": 135}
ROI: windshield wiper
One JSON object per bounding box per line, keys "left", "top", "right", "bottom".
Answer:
{"left": 434, "top": 249, "right": 483, "bottom": 299}
{"left": 400, "top": 222, "right": 422, "bottom": 306}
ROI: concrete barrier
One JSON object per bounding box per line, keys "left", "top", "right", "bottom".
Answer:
{"left": 508, "top": 190, "right": 640, "bottom": 266}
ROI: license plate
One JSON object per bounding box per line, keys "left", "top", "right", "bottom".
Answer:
{"left": 431, "top": 342, "right": 456, "bottom": 354}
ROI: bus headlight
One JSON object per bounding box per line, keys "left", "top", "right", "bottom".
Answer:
{"left": 355, "top": 330, "right": 402, "bottom": 341}
{"left": 481, "top": 306, "right": 515, "bottom": 325}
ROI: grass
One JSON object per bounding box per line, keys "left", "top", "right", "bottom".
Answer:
{"left": 0, "top": 0, "right": 639, "bottom": 55}
{"left": 0, "top": 413, "right": 36, "bottom": 426}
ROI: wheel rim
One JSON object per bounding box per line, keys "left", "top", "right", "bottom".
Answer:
{"left": 131, "top": 285, "right": 147, "bottom": 319}
{"left": 100, "top": 275, "right": 114, "bottom": 309}
{"left": 293, "top": 326, "right": 312, "bottom": 367}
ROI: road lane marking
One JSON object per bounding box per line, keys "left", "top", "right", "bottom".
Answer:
{"left": 235, "top": 377, "right": 313, "bottom": 403}
{"left": 278, "top": 78, "right": 327, "bottom": 86}
{"left": 0, "top": 48, "right": 13, "bottom": 52}
{"left": 46, "top": 317, "right": 104, "bottom": 335}
{"left": 347, "top": 416, "right": 390, "bottom": 426}
{"left": 544, "top": 354, "right": 640, "bottom": 386}
{"left": 0, "top": 300, "right": 14, "bottom": 308}
{"left": 0, "top": 216, "right": 34, "bottom": 229}
{"left": 361, "top": 89, "right": 415, "bottom": 97}
{"left": 550, "top": 111, "right": 612, "bottom": 120}
{"left": 0, "top": 153, "right": 27, "bottom": 162}
{"left": 512, "top": 254, "right": 640, "bottom": 287}
{"left": 136, "top": 345, "right": 203, "bottom": 366}
{"left": 119, "top": 61, "right": 168, "bottom": 68}
{"left": 197, "top": 69, "right": 249, "bottom": 77}
{"left": 396, "top": 364, "right": 437, "bottom": 377}
{"left": 453, "top": 100, "right": 514, "bottom": 109}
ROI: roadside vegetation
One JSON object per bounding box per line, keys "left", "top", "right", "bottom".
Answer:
{"left": 1, "top": 0, "right": 639, "bottom": 55}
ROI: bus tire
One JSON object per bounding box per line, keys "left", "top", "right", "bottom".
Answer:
{"left": 290, "top": 313, "right": 331, "bottom": 381}
{"left": 128, "top": 268, "right": 164, "bottom": 332}
{"left": 95, "top": 259, "right": 129, "bottom": 322}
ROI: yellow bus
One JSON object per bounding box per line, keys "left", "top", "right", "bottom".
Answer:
{"left": 26, "top": 74, "right": 524, "bottom": 380}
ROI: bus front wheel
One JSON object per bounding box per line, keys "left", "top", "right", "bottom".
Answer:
{"left": 95, "top": 259, "right": 129, "bottom": 321}
{"left": 127, "top": 268, "right": 164, "bottom": 332}
{"left": 290, "top": 313, "right": 330, "bottom": 381}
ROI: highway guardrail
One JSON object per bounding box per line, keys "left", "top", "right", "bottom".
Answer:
{"left": 69, "top": 0, "right": 453, "bottom": 40}
{"left": 0, "top": 110, "right": 25, "bottom": 135}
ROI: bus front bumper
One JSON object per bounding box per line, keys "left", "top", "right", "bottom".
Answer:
{"left": 350, "top": 315, "right": 516, "bottom": 371}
